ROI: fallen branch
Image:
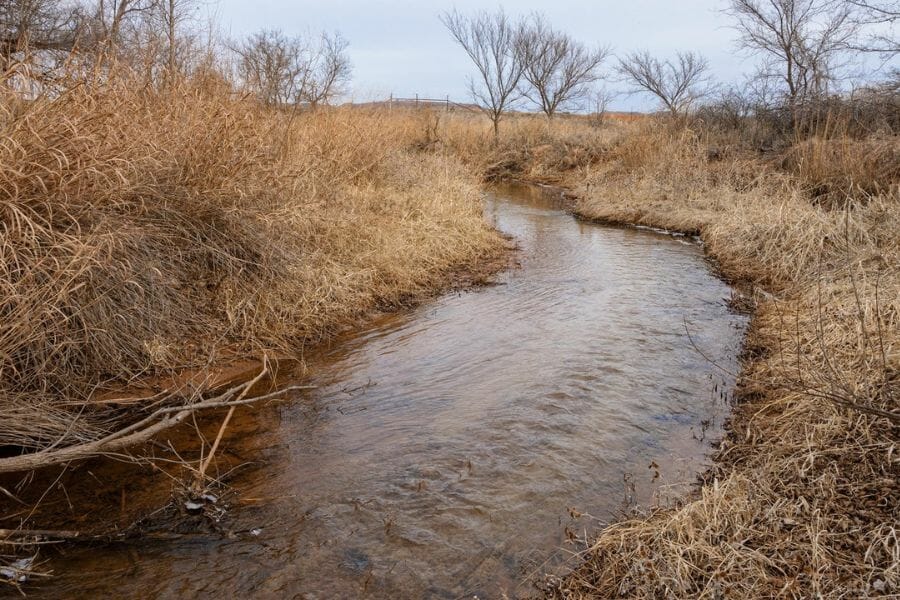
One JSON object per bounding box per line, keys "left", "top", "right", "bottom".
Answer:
{"left": 0, "top": 527, "right": 226, "bottom": 545}
{"left": 0, "top": 529, "right": 84, "bottom": 542}
{"left": 0, "top": 371, "right": 315, "bottom": 474}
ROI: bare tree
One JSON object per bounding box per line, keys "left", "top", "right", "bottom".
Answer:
{"left": 696, "top": 84, "right": 757, "bottom": 131}
{"left": 234, "top": 28, "right": 350, "bottom": 108}
{"left": 0, "top": 0, "right": 80, "bottom": 60}
{"left": 441, "top": 8, "right": 524, "bottom": 139}
{"left": 725, "top": 0, "right": 860, "bottom": 108}
{"left": 517, "top": 13, "right": 610, "bottom": 119}
{"left": 617, "top": 50, "right": 712, "bottom": 116}
{"left": 300, "top": 31, "right": 350, "bottom": 108}
{"left": 848, "top": 0, "right": 899, "bottom": 56}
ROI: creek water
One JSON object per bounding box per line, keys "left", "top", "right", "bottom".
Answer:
{"left": 33, "top": 183, "right": 746, "bottom": 599}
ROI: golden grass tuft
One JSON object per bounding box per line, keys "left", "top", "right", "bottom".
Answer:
{"left": 0, "top": 73, "right": 504, "bottom": 455}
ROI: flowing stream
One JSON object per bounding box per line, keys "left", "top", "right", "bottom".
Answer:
{"left": 34, "top": 183, "right": 746, "bottom": 599}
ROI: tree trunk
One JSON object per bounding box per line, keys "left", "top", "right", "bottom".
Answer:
{"left": 167, "top": 0, "right": 176, "bottom": 86}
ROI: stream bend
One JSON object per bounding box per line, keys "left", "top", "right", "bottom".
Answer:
{"left": 40, "top": 183, "right": 747, "bottom": 599}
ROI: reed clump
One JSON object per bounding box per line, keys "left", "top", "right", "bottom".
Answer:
{"left": 0, "top": 72, "right": 504, "bottom": 457}
{"left": 537, "top": 118, "right": 899, "bottom": 597}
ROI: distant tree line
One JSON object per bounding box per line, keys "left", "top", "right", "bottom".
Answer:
{"left": 442, "top": 1, "right": 899, "bottom": 136}
{"left": 0, "top": 0, "right": 351, "bottom": 107}
{"left": 2, "top": 0, "right": 897, "bottom": 123}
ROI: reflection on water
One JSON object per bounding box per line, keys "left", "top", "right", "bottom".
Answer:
{"left": 37, "top": 183, "right": 746, "bottom": 598}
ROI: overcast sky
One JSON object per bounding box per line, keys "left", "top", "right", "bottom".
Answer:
{"left": 212, "top": 1, "right": 894, "bottom": 111}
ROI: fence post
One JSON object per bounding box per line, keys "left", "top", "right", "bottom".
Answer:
{"left": 389, "top": 92, "right": 393, "bottom": 113}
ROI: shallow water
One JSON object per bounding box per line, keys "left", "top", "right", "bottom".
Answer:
{"left": 35, "top": 183, "right": 746, "bottom": 599}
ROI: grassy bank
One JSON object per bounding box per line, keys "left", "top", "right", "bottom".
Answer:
{"left": 0, "top": 76, "right": 505, "bottom": 467}
{"left": 524, "top": 122, "right": 898, "bottom": 597}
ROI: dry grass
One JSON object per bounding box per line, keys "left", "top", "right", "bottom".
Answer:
{"left": 401, "top": 108, "right": 621, "bottom": 183}
{"left": 535, "top": 120, "right": 899, "bottom": 598}
{"left": 0, "top": 72, "right": 504, "bottom": 458}
{"left": 783, "top": 136, "right": 900, "bottom": 203}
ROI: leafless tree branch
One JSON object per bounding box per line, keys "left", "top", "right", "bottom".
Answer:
{"left": 517, "top": 13, "right": 610, "bottom": 119}
{"left": 617, "top": 50, "right": 713, "bottom": 116}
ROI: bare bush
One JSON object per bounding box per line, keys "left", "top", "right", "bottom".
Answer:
{"left": 695, "top": 85, "right": 757, "bottom": 136}
{"left": 233, "top": 28, "right": 350, "bottom": 108}
{"left": 589, "top": 86, "right": 615, "bottom": 127}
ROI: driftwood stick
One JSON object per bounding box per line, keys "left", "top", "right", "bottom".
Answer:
{"left": 0, "top": 382, "right": 314, "bottom": 474}
{"left": 195, "top": 359, "right": 272, "bottom": 488}
{"left": 0, "top": 529, "right": 84, "bottom": 541}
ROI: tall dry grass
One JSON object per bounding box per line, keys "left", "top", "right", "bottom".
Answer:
{"left": 538, "top": 119, "right": 899, "bottom": 598}
{"left": 784, "top": 136, "right": 900, "bottom": 203}
{"left": 401, "top": 108, "right": 622, "bottom": 183}
{"left": 0, "top": 72, "right": 504, "bottom": 456}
